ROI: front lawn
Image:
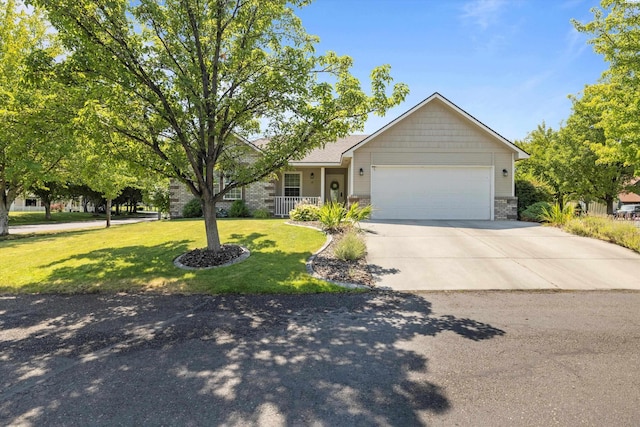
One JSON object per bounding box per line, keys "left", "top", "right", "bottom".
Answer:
{"left": 0, "top": 219, "right": 345, "bottom": 294}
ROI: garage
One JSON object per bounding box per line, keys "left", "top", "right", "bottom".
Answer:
{"left": 370, "top": 166, "right": 493, "bottom": 220}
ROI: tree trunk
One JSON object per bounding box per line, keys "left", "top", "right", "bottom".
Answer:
{"left": 202, "top": 198, "right": 221, "bottom": 252}
{"left": 0, "top": 201, "right": 9, "bottom": 236}
{"left": 605, "top": 196, "right": 614, "bottom": 216}
{"left": 0, "top": 190, "right": 16, "bottom": 236}
{"left": 106, "top": 198, "right": 112, "bottom": 228}
{"left": 44, "top": 202, "right": 52, "bottom": 220}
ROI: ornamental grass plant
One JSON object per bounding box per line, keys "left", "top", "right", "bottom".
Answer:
{"left": 564, "top": 216, "right": 640, "bottom": 253}
{"left": 540, "top": 203, "right": 574, "bottom": 225}
{"left": 333, "top": 229, "right": 367, "bottom": 261}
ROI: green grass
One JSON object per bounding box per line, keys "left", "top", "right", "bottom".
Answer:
{"left": 0, "top": 219, "right": 346, "bottom": 294}
{"left": 564, "top": 216, "right": 640, "bottom": 253}
{"left": 8, "top": 211, "right": 108, "bottom": 226}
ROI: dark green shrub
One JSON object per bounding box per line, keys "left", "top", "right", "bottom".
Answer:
{"left": 289, "top": 203, "right": 320, "bottom": 221}
{"left": 521, "top": 201, "right": 551, "bottom": 222}
{"left": 252, "top": 208, "right": 271, "bottom": 219}
{"left": 515, "top": 179, "right": 553, "bottom": 219}
{"left": 228, "top": 200, "right": 250, "bottom": 218}
{"left": 182, "top": 198, "right": 203, "bottom": 218}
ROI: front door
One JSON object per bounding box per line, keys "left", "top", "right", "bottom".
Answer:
{"left": 325, "top": 174, "right": 345, "bottom": 204}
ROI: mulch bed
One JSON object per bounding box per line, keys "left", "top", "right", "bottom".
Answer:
{"left": 177, "top": 245, "right": 244, "bottom": 269}
{"left": 311, "top": 233, "right": 374, "bottom": 286}
{"left": 288, "top": 221, "right": 374, "bottom": 287}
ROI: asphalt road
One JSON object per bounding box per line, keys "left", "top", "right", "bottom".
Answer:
{"left": 1, "top": 291, "right": 639, "bottom": 426}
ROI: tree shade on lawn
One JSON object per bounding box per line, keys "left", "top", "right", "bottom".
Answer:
{"left": 0, "top": 219, "right": 346, "bottom": 294}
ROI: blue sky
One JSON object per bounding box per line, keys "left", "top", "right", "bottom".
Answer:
{"left": 296, "top": 0, "right": 608, "bottom": 142}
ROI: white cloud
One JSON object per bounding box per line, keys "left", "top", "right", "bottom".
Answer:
{"left": 564, "top": 27, "right": 589, "bottom": 61}
{"left": 461, "top": 0, "right": 509, "bottom": 30}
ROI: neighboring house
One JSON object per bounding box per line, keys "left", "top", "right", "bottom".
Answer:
{"left": 170, "top": 92, "right": 529, "bottom": 220}
{"left": 618, "top": 178, "right": 640, "bottom": 206}
{"left": 10, "top": 196, "right": 46, "bottom": 212}
{"left": 10, "top": 196, "right": 85, "bottom": 212}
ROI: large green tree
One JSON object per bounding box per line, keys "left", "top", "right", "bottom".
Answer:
{"left": 0, "top": 0, "right": 72, "bottom": 236}
{"left": 515, "top": 124, "right": 572, "bottom": 206}
{"left": 33, "top": 0, "right": 409, "bottom": 251}
{"left": 516, "top": 104, "right": 635, "bottom": 215}
{"left": 573, "top": 0, "right": 640, "bottom": 166}
{"left": 562, "top": 90, "right": 635, "bottom": 214}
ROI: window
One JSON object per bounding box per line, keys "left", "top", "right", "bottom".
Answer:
{"left": 223, "top": 176, "right": 242, "bottom": 200}
{"left": 283, "top": 172, "right": 301, "bottom": 197}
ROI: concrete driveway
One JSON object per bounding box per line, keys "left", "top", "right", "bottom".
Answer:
{"left": 364, "top": 220, "right": 640, "bottom": 291}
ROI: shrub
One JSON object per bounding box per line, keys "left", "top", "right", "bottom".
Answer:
{"left": 540, "top": 203, "right": 573, "bottom": 225}
{"left": 515, "top": 178, "right": 553, "bottom": 219}
{"left": 333, "top": 230, "right": 367, "bottom": 261}
{"left": 319, "top": 202, "right": 347, "bottom": 232}
{"left": 252, "top": 208, "right": 271, "bottom": 219}
{"left": 345, "top": 202, "right": 372, "bottom": 225}
{"left": 228, "top": 200, "right": 250, "bottom": 218}
{"left": 182, "top": 198, "right": 203, "bottom": 218}
{"left": 289, "top": 203, "right": 320, "bottom": 221}
{"left": 318, "top": 202, "right": 372, "bottom": 232}
{"left": 521, "top": 201, "right": 551, "bottom": 222}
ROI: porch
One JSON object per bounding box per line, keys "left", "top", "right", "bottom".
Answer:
{"left": 273, "top": 166, "right": 352, "bottom": 217}
{"left": 274, "top": 196, "right": 322, "bottom": 217}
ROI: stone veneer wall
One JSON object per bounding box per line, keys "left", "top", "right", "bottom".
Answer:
{"left": 347, "top": 195, "right": 371, "bottom": 208}
{"left": 169, "top": 179, "right": 275, "bottom": 218}
{"left": 169, "top": 181, "right": 193, "bottom": 218}
{"left": 494, "top": 196, "right": 518, "bottom": 220}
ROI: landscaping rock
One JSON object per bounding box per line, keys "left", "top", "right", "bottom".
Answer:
{"left": 312, "top": 233, "right": 374, "bottom": 287}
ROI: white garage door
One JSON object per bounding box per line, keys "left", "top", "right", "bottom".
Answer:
{"left": 370, "top": 166, "right": 493, "bottom": 220}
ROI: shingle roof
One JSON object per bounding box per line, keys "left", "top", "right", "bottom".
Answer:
{"left": 251, "top": 135, "right": 368, "bottom": 164}
{"left": 620, "top": 179, "right": 640, "bottom": 203}
{"left": 620, "top": 192, "right": 640, "bottom": 203}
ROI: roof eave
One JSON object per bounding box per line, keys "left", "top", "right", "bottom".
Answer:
{"left": 289, "top": 162, "right": 344, "bottom": 167}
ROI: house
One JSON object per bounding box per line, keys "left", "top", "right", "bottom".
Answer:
{"left": 618, "top": 179, "right": 640, "bottom": 206}
{"left": 169, "top": 93, "right": 529, "bottom": 220}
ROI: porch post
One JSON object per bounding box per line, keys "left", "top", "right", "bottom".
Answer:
{"left": 348, "top": 161, "right": 354, "bottom": 198}
{"left": 320, "top": 167, "right": 326, "bottom": 204}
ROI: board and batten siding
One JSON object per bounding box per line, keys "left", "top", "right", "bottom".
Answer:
{"left": 352, "top": 98, "right": 516, "bottom": 198}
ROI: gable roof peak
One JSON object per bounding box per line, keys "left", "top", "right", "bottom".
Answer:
{"left": 343, "top": 92, "right": 529, "bottom": 160}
